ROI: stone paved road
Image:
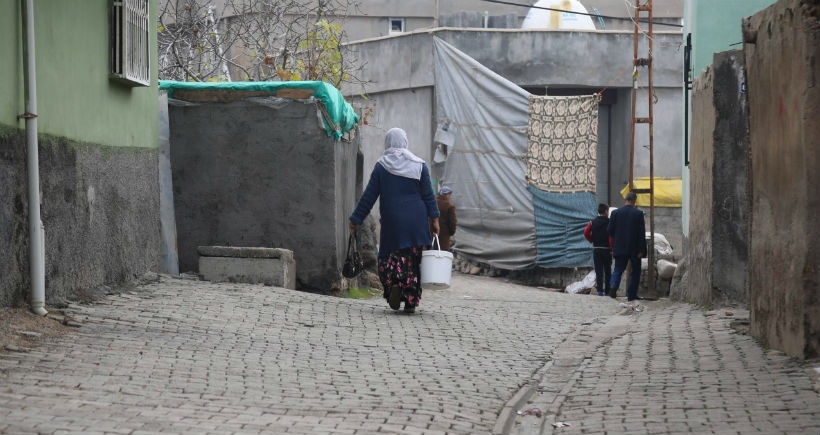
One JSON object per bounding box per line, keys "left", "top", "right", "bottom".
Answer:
{"left": 509, "top": 303, "right": 820, "bottom": 435}
{"left": 1, "top": 273, "right": 818, "bottom": 435}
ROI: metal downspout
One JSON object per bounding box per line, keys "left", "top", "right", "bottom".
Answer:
{"left": 22, "top": 0, "right": 47, "bottom": 316}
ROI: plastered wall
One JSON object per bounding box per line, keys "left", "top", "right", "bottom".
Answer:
{"left": 167, "top": 99, "right": 359, "bottom": 292}
{"left": 0, "top": 128, "right": 160, "bottom": 307}
{"left": 680, "top": 65, "right": 716, "bottom": 306}
{"left": 744, "top": 0, "right": 820, "bottom": 359}
{"left": 679, "top": 50, "right": 751, "bottom": 308}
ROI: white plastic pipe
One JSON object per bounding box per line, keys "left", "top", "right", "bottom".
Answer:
{"left": 24, "top": 0, "right": 47, "bottom": 317}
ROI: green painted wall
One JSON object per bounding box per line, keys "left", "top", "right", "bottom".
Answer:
{"left": 0, "top": 1, "right": 25, "bottom": 128}
{"left": 0, "top": 0, "right": 158, "bottom": 148}
{"left": 686, "top": 0, "right": 775, "bottom": 76}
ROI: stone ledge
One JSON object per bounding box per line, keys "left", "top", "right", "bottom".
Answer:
{"left": 197, "top": 246, "right": 294, "bottom": 260}
{"left": 198, "top": 246, "right": 296, "bottom": 289}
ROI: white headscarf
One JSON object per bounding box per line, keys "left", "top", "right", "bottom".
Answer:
{"left": 377, "top": 127, "right": 425, "bottom": 180}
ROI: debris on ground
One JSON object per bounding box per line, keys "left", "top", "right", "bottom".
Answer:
{"left": 618, "top": 303, "right": 644, "bottom": 315}
{"left": 516, "top": 408, "right": 543, "bottom": 418}
{"left": 565, "top": 270, "right": 595, "bottom": 294}
{"left": 0, "top": 308, "right": 74, "bottom": 356}
{"left": 552, "top": 421, "right": 572, "bottom": 428}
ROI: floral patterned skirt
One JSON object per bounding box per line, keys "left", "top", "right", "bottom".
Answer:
{"left": 378, "top": 245, "right": 423, "bottom": 307}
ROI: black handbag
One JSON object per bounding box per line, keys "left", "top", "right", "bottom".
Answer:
{"left": 342, "top": 231, "right": 364, "bottom": 278}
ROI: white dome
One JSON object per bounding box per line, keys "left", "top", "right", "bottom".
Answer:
{"left": 521, "top": 0, "right": 597, "bottom": 31}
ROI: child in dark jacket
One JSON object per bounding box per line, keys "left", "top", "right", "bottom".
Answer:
{"left": 584, "top": 203, "right": 613, "bottom": 296}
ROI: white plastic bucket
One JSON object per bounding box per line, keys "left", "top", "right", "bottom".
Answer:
{"left": 421, "top": 235, "right": 453, "bottom": 290}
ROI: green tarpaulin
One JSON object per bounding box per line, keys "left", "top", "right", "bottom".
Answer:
{"left": 159, "top": 80, "right": 359, "bottom": 140}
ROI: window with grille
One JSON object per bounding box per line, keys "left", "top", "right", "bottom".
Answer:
{"left": 110, "top": 0, "right": 150, "bottom": 86}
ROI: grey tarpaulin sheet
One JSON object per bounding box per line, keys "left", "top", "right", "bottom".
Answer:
{"left": 434, "top": 37, "right": 536, "bottom": 270}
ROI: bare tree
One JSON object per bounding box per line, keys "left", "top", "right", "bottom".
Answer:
{"left": 158, "top": 0, "right": 363, "bottom": 88}
{"left": 158, "top": 1, "right": 237, "bottom": 82}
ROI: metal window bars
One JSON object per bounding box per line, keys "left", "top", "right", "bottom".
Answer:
{"left": 111, "top": 0, "right": 150, "bottom": 86}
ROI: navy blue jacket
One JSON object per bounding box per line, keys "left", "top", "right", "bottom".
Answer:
{"left": 608, "top": 204, "right": 647, "bottom": 257}
{"left": 350, "top": 162, "right": 440, "bottom": 258}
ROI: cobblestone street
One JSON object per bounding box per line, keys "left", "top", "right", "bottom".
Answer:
{"left": 1, "top": 274, "right": 818, "bottom": 435}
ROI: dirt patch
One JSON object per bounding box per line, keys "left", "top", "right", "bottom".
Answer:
{"left": 0, "top": 307, "right": 76, "bottom": 354}
{"left": 0, "top": 273, "right": 167, "bottom": 355}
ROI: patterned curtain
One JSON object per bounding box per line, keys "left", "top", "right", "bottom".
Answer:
{"left": 526, "top": 95, "right": 599, "bottom": 193}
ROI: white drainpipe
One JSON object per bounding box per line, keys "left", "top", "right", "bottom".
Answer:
{"left": 23, "top": 0, "right": 47, "bottom": 316}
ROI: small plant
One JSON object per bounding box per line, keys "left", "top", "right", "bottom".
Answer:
{"left": 343, "top": 286, "right": 379, "bottom": 299}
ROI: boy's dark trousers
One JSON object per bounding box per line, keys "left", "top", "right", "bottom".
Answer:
{"left": 593, "top": 249, "right": 612, "bottom": 295}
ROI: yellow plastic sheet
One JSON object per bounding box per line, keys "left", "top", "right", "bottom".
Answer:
{"left": 620, "top": 177, "right": 682, "bottom": 207}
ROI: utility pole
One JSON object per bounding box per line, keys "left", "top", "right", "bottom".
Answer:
{"left": 629, "top": 0, "right": 656, "bottom": 295}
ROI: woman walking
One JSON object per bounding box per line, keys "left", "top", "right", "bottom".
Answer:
{"left": 349, "top": 128, "right": 440, "bottom": 313}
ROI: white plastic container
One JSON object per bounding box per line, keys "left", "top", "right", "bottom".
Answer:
{"left": 421, "top": 235, "right": 453, "bottom": 290}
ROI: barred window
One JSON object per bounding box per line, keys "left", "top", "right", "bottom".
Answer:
{"left": 110, "top": 0, "right": 150, "bottom": 86}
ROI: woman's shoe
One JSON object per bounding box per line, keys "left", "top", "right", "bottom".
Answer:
{"left": 388, "top": 286, "right": 402, "bottom": 310}
{"left": 403, "top": 304, "right": 415, "bottom": 314}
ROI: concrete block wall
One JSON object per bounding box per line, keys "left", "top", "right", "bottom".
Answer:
{"left": 744, "top": 0, "right": 820, "bottom": 359}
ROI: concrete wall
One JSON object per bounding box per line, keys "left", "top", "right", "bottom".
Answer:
{"left": 676, "top": 64, "right": 714, "bottom": 306}
{"left": 0, "top": 128, "right": 160, "bottom": 307}
{"left": 344, "top": 16, "right": 435, "bottom": 41}
{"left": 167, "top": 100, "right": 358, "bottom": 292}
{"left": 710, "top": 50, "right": 750, "bottom": 305}
{"left": 345, "top": 87, "right": 434, "bottom": 228}
{"left": 343, "top": 30, "right": 685, "bottom": 96}
{"left": 744, "top": 0, "right": 820, "bottom": 359}
{"left": 608, "top": 89, "right": 634, "bottom": 203}
{"left": 607, "top": 87, "right": 684, "bottom": 183}
{"left": 445, "top": 30, "right": 683, "bottom": 88}
{"left": 678, "top": 49, "right": 751, "bottom": 307}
